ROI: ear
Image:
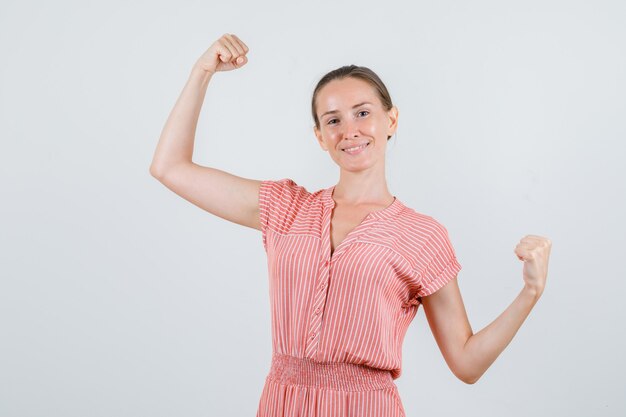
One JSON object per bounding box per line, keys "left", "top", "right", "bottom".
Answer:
{"left": 386, "top": 106, "right": 399, "bottom": 138}
{"left": 314, "top": 126, "right": 328, "bottom": 151}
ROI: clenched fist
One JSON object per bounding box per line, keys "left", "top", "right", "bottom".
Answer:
{"left": 514, "top": 234, "right": 551, "bottom": 296}
{"left": 194, "top": 33, "right": 249, "bottom": 75}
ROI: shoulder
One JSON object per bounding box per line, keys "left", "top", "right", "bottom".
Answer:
{"left": 259, "top": 177, "right": 313, "bottom": 203}
{"left": 394, "top": 204, "right": 451, "bottom": 241}
{"left": 388, "top": 204, "right": 456, "bottom": 268}
{"left": 259, "top": 178, "right": 329, "bottom": 223}
{"left": 258, "top": 178, "right": 320, "bottom": 240}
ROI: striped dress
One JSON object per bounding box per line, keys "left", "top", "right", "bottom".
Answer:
{"left": 256, "top": 178, "right": 462, "bottom": 417}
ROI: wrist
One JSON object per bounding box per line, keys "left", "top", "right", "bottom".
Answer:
{"left": 522, "top": 283, "right": 543, "bottom": 301}
{"left": 190, "top": 64, "right": 214, "bottom": 87}
{"left": 191, "top": 63, "right": 215, "bottom": 77}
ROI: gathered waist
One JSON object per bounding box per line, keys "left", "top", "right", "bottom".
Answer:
{"left": 266, "top": 353, "right": 395, "bottom": 392}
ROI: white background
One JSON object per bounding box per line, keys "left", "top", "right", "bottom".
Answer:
{"left": 1, "top": 0, "right": 624, "bottom": 416}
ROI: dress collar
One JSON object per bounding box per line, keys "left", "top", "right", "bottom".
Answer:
{"left": 321, "top": 184, "right": 405, "bottom": 221}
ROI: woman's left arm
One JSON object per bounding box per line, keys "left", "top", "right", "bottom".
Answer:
{"left": 420, "top": 235, "right": 552, "bottom": 384}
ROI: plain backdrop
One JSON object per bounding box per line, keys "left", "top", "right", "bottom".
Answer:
{"left": 1, "top": 0, "right": 625, "bottom": 416}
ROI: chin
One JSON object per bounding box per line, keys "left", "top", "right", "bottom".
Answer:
{"left": 339, "top": 162, "right": 376, "bottom": 172}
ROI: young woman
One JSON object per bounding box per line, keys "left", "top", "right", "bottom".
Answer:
{"left": 150, "top": 33, "right": 552, "bottom": 417}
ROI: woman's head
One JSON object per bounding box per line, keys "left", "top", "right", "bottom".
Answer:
{"left": 312, "top": 65, "right": 396, "bottom": 140}
{"left": 312, "top": 65, "right": 398, "bottom": 173}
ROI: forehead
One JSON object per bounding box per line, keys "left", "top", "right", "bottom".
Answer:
{"left": 317, "top": 77, "right": 379, "bottom": 109}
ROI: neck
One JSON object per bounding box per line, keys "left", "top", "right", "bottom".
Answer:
{"left": 333, "top": 166, "right": 393, "bottom": 206}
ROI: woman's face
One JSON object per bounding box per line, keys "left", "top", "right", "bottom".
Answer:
{"left": 314, "top": 77, "right": 398, "bottom": 173}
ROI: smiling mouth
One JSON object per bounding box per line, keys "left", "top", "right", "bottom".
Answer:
{"left": 342, "top": 142, "right": 370, "bottom": 154}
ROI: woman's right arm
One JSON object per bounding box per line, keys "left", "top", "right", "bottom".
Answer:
{"left": 149, "top": 34, "right": 262, "bottom": 231}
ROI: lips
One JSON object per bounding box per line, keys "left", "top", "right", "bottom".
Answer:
{"left": 341, "top": 142, "right": 370, "bottom": 152}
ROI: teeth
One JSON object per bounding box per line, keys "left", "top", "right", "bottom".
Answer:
{"left": 344, "top": 143, "right": 368, "bottom": 152}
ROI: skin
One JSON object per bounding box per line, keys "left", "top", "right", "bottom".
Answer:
{"left": 313, "top": 77, "right": 399, "bottom": 207}
{"left": 313, "top": 77, "right": 552, "bottom": 385}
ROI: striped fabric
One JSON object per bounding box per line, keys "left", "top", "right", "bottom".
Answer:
{"left": 256, "top": 178, "right": 462, "bottom": 417}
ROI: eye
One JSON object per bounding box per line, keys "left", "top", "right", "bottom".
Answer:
{"left": 326, "top": 110, "right": 368, "bottom": 125}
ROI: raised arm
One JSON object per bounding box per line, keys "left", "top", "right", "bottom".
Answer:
{"left": 420, "top": 235, "right": 551, "bottom": 384}
{"left": 149, "top": 33, "right": 263, "bottom": 230}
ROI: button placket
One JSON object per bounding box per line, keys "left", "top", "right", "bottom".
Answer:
{"left": 306, "top": 257, "right": 331, "bottom": 356}
{"left": 311, "top": 268, "right": 328, "bottom": 322}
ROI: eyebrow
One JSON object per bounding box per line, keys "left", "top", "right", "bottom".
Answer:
{"left": 320, "top": 101, "right": 373, "bottom": 119}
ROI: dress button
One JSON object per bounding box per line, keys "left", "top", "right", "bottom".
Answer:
{"left": 314, "top": 308, "right": 320, "bottom": 315}
{"left": 324, "top": 260, "right": 329, "bottom": 266}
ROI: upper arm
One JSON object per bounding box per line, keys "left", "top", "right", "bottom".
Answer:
{"left": 412, "top": 219, "right": 469, "bottom": 380}
{"left": 421, "top": 276, "right": 473, "bottom": 380}
{"left": 151, "top": 162, "right": 263, "bottom": 230}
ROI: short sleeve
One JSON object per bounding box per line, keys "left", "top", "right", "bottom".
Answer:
{"left": 414, "top": 221, "right": 462, "bottom": 299}
{"left": 258, "top": 178, "right": 307, "bottom": 252}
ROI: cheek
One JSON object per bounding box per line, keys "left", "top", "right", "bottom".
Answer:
{"left": 327, "top": 131, "right": 343, "bottom": 143}
{"left": 363, "top": 118, "right": 381, "bottom": 132}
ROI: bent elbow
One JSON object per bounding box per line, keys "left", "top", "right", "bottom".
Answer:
{"left": 462, "top": 374, "right": 479, "bottom": 385}
{"left": 150, "top": 164, "right": 164, "bottom": 179}
{"left": 150, "top": 163, "right": 174, "bottom": 180}
{"left": 452, "top": 367, "right": 480, "bottom": 385}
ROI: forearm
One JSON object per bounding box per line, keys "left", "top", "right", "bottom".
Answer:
{"left": 461, "top": 285, "right": 541, "bottom": 383}
{"left": 150, "top": 65, "right": 214, "bottom": 176}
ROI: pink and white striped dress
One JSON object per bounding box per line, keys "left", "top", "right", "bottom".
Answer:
{"left": 256, "top": 178, "right": 462, "bottom": 417}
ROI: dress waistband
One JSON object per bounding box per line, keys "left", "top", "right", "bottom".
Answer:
{"left": 266, "top": 353, "right": 395, "bottom": 392}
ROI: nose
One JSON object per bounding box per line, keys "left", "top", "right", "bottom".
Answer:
{"left": 342, "top": 117, "right": 360, "bottom": 140}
